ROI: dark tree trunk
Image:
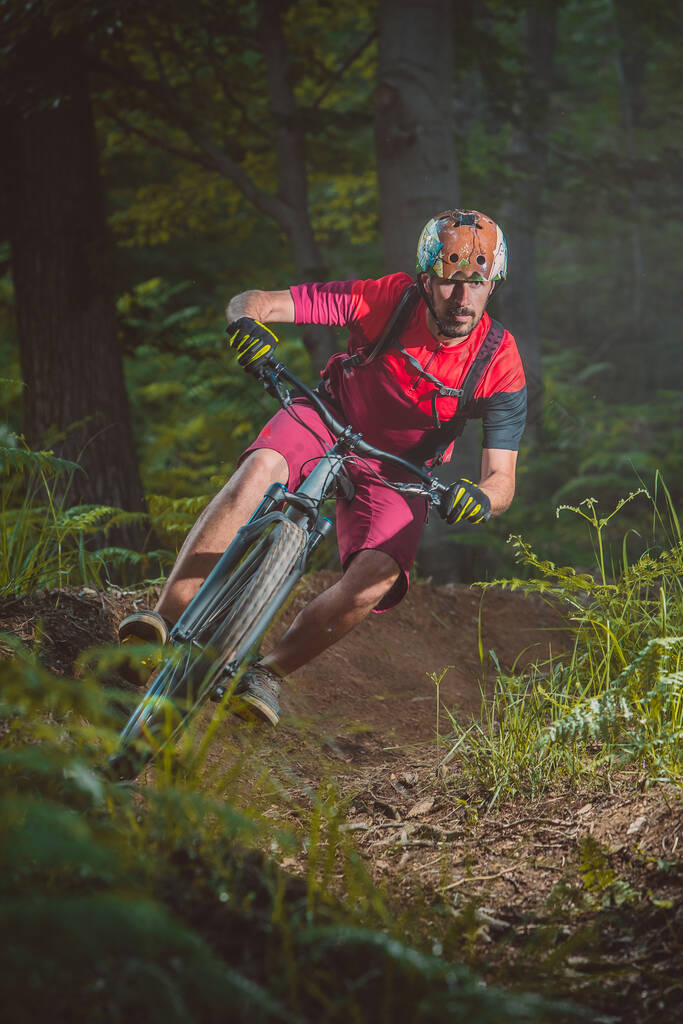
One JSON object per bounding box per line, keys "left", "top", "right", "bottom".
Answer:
{"left": 495, "top": 7, "right": 557, "bottom": 436}
{"left": 612, "top": 1, "right": 649, "bottom": 387}
{"left": 3, "top": 30, "right": 148, "bottom": 549}
{"left": 374, "top": 0, "right": 459, "bottom": 274}
{"left": 258, "top": 0, "right": 338, "bottom": 367}
{"left": 374, "top": 0, "right": 484, "bottom": 583}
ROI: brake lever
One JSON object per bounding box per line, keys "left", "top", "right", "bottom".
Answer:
{"left": 427, "top": 480, "right": 448, "bottom": 509}
{"left": 259, "top": 360, "right": 290, "bottom": 403}
{"left": 392, "top": 479, "right": 446, "bottom": 506}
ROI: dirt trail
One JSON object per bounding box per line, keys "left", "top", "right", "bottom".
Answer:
{"left": 265, "top": 570, "right": 568, "bottom": 748}
{"left": 0, "top": 571, "right": 568, "bottom": 751}
{"left": 1, "top": 576, "right": 680, "bottom": 1022}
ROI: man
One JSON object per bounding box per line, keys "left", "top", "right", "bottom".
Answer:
{"left": 119, "top": 209, "right": 526, "bottom": 725}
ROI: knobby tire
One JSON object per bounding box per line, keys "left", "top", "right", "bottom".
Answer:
{"left": 108, "top": 518, "right": 307, "bottom": 780}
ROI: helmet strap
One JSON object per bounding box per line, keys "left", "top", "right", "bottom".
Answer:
{"left": 416, "top": 275, "right": 450, "bottom": 336}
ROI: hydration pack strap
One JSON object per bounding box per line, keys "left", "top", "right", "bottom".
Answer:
{"left": 342, "top": 281, "right": 421, "bottom": 370}
{"left": 397, "top": 346, "right": 463, "bottom": 397}
{"left": 429, "top": 318, "right": 506, "bottom": 463}
{"left": 405, "top": 318, "right": 506, "bottom": 466}
{"left": 458, "top": 318, "right": 506, "bottom": 410}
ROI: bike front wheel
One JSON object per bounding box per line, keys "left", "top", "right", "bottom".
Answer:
{"left": 107, "top": 517, "right": 308, "bottom": 780}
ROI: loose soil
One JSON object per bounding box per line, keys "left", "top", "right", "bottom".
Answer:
{"left": 1, "top": 575, "right": 680, "bottom": 1023}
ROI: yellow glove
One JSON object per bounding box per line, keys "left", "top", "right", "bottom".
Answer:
{"left": 226, "top": 317, "right": 279, "bottom": 374}
{"left": 441, "top": 478, "right": 491, "bottom": 524}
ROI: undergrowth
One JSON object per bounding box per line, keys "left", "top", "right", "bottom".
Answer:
{"left": 0, "top": 419, "right": 325, "bottom": 595}
{"left": 0, "top": 439, "right": 172, "bottom": 595}
{"left": 0, "top": 431, "right": 229, "bottom": 594}
{"left": 440, "top": 480, "right": 683, "bottom": 805}
{"left": 0, "top": 641, "right": 577, "bottom": 1023}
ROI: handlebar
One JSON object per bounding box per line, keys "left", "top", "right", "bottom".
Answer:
{"left": 258, "top": 358, "right": 447, "bottom": 502}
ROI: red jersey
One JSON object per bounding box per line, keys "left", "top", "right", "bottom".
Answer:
{"left": 290, "top": 272, "right": 526, "bottom": 463}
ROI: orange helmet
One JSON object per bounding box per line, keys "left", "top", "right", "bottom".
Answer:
{"left": 416, "top": 209, "right": 508, "bottom": 282}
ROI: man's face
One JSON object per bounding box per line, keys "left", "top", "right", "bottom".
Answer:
{"left": 422, "top": 272, "right": 494, "bottom": 341}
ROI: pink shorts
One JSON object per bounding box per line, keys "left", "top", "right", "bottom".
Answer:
{"left": 239, "top": 401, "right": 428, "bottom": 610}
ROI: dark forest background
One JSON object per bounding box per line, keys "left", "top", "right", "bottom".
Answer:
{"left": 1, "top": 0, "right": 681, "bottom": 584}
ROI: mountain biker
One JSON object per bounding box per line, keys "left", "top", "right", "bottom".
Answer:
{"left": 118, "top": 209, "right": 526, "bottom": 726}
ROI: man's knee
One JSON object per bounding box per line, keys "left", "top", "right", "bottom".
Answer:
{"left": 238, "top": 447, "right": 289, "bottom": 485}
{"left": 221, "top": 448, "right": 289, "bottom": 506}
{"left": 201, "top": 447, "right": 288, "bottom": 524}
{"left": 343, "top": 549, "right": 401, "bottom": 605}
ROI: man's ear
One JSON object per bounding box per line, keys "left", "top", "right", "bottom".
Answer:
{"left": 419, "top": 272, "right": 433, "bottom": 296}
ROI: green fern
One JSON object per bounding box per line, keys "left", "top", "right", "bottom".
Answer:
{"left": 442, "top": 485, "right": 683, "bottom": 801}
{"left": 0, "top": 439, "right": 171, "bottom": 594}
{"left": 0, "top": 442, "right": 81, "bottom": 479}
{"left": 146, "top": 492, "right": 213, "bottom": 547}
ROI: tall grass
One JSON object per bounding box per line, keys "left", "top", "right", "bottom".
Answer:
{"left": 441, "top": 483, "right": 683, "bottom": 803}
{"left": 0, "top": 439, "right": 168, "bottom": 595}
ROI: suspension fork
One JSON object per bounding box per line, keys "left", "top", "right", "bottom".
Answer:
{"left": 282, "top": 440, "right": 352, "bottom": 550}
{"left": 172, "top": 496, "right": 291, "bottom": 641}
{"left": 172, "top": 438, "right": 354, "bottom": 642}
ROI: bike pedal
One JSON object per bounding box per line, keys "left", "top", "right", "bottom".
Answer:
{"left": 210, "top": 682, "right": 228, "bottom": 703}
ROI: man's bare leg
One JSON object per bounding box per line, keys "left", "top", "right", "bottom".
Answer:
{"left": 156, "top": 449, "right": 288, "bottom": 624}
{"left": 155, "top": 450, "right": 400, "bottom": 681}
{"left": 260, "top": 549, "right": 400, "bottom": 677}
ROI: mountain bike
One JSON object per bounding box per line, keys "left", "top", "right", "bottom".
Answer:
{"left": 107, "top": 354, "right": 449, "bottom": 781}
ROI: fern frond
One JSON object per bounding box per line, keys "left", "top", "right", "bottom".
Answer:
{"left": 0, "top": 444, "right": 81, "bottom": 479}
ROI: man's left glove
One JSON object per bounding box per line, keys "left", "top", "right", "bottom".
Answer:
{"left": 226, "top": 317, "right": 278, "bottom": 374}
{"left": 441, "top": 478, "right": 491, "bottom": 524}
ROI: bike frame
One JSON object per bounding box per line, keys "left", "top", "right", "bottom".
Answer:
{"left": 169, "top": 360, "right": 446, "bottom": 663}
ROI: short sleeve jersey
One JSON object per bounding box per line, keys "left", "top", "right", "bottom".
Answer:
{"left": 290, "top": 272, "right": 526, "bottom": 464}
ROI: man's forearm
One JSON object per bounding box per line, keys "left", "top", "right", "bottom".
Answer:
{"left": 478, "top": 471, "right": 515, "bottom": 516}
{"left": 225, "top": 290, "right": 264, "bottom": 320}
{"left": 478, "top": 448, "right": 517, "bottom": 516}
{"left": 225, "top": 289, "right": 295, "bottom": 324}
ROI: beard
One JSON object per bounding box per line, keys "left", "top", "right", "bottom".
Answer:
{"left": 437, "top": 305, "right": 483, "bottom": 338}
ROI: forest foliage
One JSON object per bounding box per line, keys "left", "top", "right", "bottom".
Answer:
{"left": 1, "top": 0, "right": 681, "bottom": 574}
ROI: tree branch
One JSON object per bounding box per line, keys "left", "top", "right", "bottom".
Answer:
{"left": 201, "top": 31, "right": 269, "bottom": 140}
{"left": 89, "top": 51, "right": 288, "bottom": 226}
{"left": 99, "top": 102, "right": 216, "bottom": 174}
{"left": 312, "top": 28, "right": 377, "bottom": 110}
{"left": 182, "top": 124, "right": 289, "bottom": 226}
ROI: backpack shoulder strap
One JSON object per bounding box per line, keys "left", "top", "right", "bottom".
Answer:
{"left": 458, "top": 318, "right": 506, "bottom": 410}
{"left": 343, "top": 281, "right": 421, "bottom": 369}
{"left": 427, "top": 318, "right": 506, "bottom": 464}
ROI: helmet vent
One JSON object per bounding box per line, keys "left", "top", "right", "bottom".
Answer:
{"left": 416, "top": 209, "right": 507, "bottom": 282}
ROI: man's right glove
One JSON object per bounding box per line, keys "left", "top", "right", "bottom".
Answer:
{"left": 441, "top": 478, "right": 491, "bottom": 524}
{"left": 226, "top": 317, "right": 278, "bottom": 374}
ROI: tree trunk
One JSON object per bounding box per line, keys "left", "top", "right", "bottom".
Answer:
{"left": 495, "top": 7, "right": 557, "bottom": 436}
{"left": 374, "top": 0, "right": 459, "bottom": 274}
{"left": 3, "top": 30, "right": 148, "bottom": 550}
{"left": 258, "top": 0, "right": 338, "bottom": 367}
{"left": 374, "top": 0, "right": 483, "bottom": 582}
{"left": 611, "top": 0, "right": 648, "bottom": 386}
